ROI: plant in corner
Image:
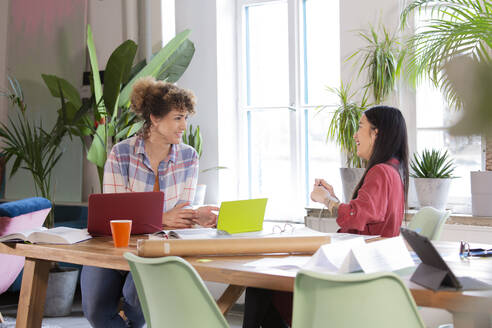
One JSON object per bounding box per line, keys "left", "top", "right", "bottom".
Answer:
{"left": 317, "top": 81, "right": 369, "bottom": 202}
{"left": 410, "top": 149, "right": 456, "bottom": 210}
{"left": 0, "top": 77, "right": 68, "bottom": 228}
{"left": 347, "top": 23, "right": 405, "bottom": 105}
{"left": 401, "top": 0, "right": 492, "bottom": 215}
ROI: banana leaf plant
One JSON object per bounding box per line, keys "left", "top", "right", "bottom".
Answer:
{"left": 42, "top": 25, "right": 195, "bottom": 191}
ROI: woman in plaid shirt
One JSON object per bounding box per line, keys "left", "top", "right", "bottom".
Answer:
{"left": 81, "top": 77, "right": 218, "bottom": 328}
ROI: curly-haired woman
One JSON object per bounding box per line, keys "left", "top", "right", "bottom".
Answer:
{"left": 81, "top": 77, "right": 217, "bottom": 328}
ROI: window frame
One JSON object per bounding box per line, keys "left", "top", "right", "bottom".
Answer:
{"left": 236, "top": 0, "right": 307, "bottom": 218}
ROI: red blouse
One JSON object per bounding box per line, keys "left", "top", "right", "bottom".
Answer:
{"left": 337, "top": 158, "right": 404, "bottom": 237}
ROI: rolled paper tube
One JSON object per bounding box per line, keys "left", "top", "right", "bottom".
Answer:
{"left": 137, "top": 235, "right": 331, "bottom": 257}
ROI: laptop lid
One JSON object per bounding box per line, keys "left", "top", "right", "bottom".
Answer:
{"left": 216, "top": 198, "right": 267, "bottom": 234}
{"left": 88, "top": 192, "right": 164, "bottom": 236}
{"left": 400, "top": 227, "right": 462, "bottom": 290}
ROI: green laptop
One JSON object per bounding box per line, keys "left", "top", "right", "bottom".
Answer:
{"left": 216, "top": 198, "right": 268, "bottom": 234}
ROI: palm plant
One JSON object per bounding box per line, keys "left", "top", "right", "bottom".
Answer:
{"left": 0, "top": 77, "right": 68, "bottom": 228}
{"left": 347, "top": 24, "right": 405, "bottom": 104}
{"left": 42, "top": 25, "right": 195, "bottom": 191}
{"left": 401, "top": 0, "right": 492, "bottom": 110}
{"left": 410, "top": 149, "right": 456, "bottom": 178}
{"left": 318, "top": 81, "right": 369, "bottom": 168}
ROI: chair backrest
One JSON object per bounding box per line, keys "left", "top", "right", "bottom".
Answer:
{"left": 0, "top": 198, "right": 51, "bottom": 294}
{"left": 407, "top": 207, "right": 451, "bottom": 240}
{"left": 292, "top": 270, "right": 425, "bottom": 328}
{"left": 124, "top": 252, "right": 229, "bottom": 328}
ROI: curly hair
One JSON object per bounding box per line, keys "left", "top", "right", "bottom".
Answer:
{"left": 131, "top": 76, "right": 196, "bottom": 138}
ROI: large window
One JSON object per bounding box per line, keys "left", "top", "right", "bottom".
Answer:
{"left": 414, "top": 12, "right": 482, "bottom": 213}
{"left": 238, "top": 0, "right": 341, "bottom": 221}
{"left": 416, "top": 82, "right": 481, "bottom": 213}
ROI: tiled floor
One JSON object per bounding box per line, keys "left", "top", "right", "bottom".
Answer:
{"left": 0, "top": 290, "right": 244, "bottom": 328}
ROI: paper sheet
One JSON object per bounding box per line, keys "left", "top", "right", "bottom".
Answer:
{"left": 303, "top": 237, "right": 366, "bottom": 273}
{"left": 351, "top": 236, "right": 415, "bottom": 274}
{"left": 244, "top": 256, "right": 310, "bottom": 271}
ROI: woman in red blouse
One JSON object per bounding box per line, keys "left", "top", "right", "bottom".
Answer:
{"left": 311, "top": 105, "right": 409, "bottom": 237}
{"left": 242, "top": 105, "right": 409, "bottom": 328}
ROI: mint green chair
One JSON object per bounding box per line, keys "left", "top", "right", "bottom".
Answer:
{"left": 407, "top": 207, "right": 451, "bottom": 240}
{"left": 124, "top": 253, "right": 229, "bottom": 328}
{"left": 292, "top": 270, "right": 425, "bottom": 328}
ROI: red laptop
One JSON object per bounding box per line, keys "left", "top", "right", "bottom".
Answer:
{"left": 87, "top": 192, "right": 164, "bottom": 236}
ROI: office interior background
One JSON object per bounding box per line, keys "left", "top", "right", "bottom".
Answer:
{"left": 1, "top": 1, "right": 492, "bottom": 326}
{"left": 0, "top": 0, "right": 489, "bottom": 228}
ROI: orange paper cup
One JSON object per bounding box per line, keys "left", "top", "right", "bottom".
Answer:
{"left": 110, "top": 220, "right": 132, "bottom": 248}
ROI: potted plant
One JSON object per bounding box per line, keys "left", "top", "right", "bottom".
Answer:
{"left": 347, "top": 23, "right": 405, "bottom": 105}
{"left": 401, "top": 0, "right": 492, "bottom": 215}
{"left": 410, "top": 149, "right": 456, "bottom": 210}
{"left": 182, "top": 124, "right": 226, "bottom": 205}
{"left": 0, "top": 77, "right": 65, "bottom": 228}
{"left": 42, "top": 25, "right": 195, "bottom": 194}
{"left": 318, "top": 81, "right": 368, "bottom": 202}
{"left": 0, "top": 77, "right": 79, "bottom": 317}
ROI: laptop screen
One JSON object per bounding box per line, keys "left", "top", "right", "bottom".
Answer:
{"left": 88, "top": 192, "right": 164, "bottom": 236}
{"left": 217, "top": 198, "right": 268, "bottom": 234}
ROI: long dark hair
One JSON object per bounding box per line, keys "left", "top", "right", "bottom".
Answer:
{"left": 352, "top": 106, "right": 409, "bottom": 208}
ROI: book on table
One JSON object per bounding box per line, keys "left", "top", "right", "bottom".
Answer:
{"left": 0, "top": 227, "right": 92, "bottom": 244}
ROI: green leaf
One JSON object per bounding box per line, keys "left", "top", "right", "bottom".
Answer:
{"left": 87, "top": 25, "right": 103, "bottom": 111}
{"left": 103, "top": 40, "right": 138, "bottom": 117}
{"left": 118, "top": 29, "right": 192, "bottom": 108}
{"left": 156, "top": 39, "right": 195, "bottom": 83}
{"left": 87, "top": 124, "right": 107, "bottom": 168}
{"left": 41, "top": 74, "right": 82, "bottom": 108}
{"left": 128, "top": 59, "right": 147, "bottom": 83}
{"left": 114, "top": 121, "right": 144, "bottom": 141}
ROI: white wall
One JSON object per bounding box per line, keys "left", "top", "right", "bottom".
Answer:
{"left": 175, "top": 0, "right": 238, "bottom": 205}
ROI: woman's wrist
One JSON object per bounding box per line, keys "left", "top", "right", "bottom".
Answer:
{"left": 323, "top": 196, "right": 340, "bottom": 214}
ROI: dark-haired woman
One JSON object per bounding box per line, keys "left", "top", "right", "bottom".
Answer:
{"left": 242, "top": 105, "right": 409, "bottom": 328}
{"left": 81, "top": 77, "right": 218, "bottom": 328}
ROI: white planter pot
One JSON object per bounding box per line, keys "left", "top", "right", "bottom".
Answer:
{"left": 471, "top": 171, "right": 492, "bottom": 217}
{"left": 44, "top": 267, "right": 79, "bottom": 317}
{"left": 193, "top": 184, "right": 207, "bottom": 205}
{"left": 339, "top": 168, "right": 365, "bottom": 203}
{"left": 413, "top": 178, "right": 451, "bottom": 210}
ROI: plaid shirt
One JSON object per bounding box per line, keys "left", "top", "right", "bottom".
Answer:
{"left": 103, "top": 135, "right": 199, "bottom": 212}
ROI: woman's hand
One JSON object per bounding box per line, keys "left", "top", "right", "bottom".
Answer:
{"left": 162, "top": 202, "right": 197, "bottom": 228}
{"left": 194, "top": 206, "right": 220, "bottom": 228}
{"left": 310, "top": 179, "right": 339, "bottom": 204}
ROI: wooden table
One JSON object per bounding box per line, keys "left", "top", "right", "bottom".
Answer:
{"left": 1, "top": 237, "right": 492, "bottom": 328}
